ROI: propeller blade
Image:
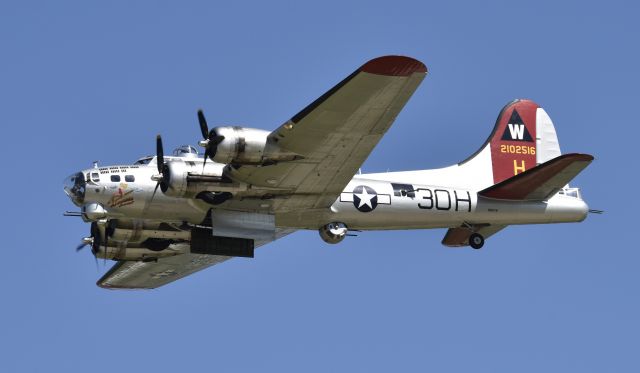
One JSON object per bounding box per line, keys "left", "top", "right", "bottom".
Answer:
{"left": 149, "top": 181, "right": 160, "bottom": 205}
{"left": 156, "top": 134, "right": 164, "bottom": 174}
{"left": 197, "top": 109, "right": 209, "bottom": 140}
{"left": 75, "top": 242, "right": 88, "bottom": 252}
{"left": 104, "top": 223, "right": 117, "bottom": 264}
{"left": 212, "top": 134, "right": 225, "bottom": 145}
{"left": 91, "top": 222, "right": 101, "bottom": 249}
{"left": 103, "top": 223, "right": 112, "bottom": 266}
{"left": 202, "top": 148, "right": 209, "bottom": 173}
{"left": 208, "top": 131, "right": 225, "bottom": 159}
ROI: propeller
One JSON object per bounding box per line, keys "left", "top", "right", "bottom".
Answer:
{"left": 75, "top": 239, "right": 92, "bottom": 252}
{"left": 103, "top": 223, "right": 115, "bottom": 266}
{"left": 156, "top": 134, "right": 164, "bottom": 175}
{"left": 198, "top": 109, "right": 209, "bottom": 140}
{"left": 197, "top": 109, "right": 225, "bottom": 171}
{"left": 149, "top": 134, "right": 167, "bottom": 204}
{"left": 74, "top": 222, "right": 101, "bottom": 269}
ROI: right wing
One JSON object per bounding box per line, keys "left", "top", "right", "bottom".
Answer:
{"left": 97, "top": 228, "right": 295, "bottom": 289}
{"left": 97, "top": 253, "right": 230, "bottom": 290}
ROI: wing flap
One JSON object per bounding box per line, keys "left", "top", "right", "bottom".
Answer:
{"left": 478, "top": 153, "right": 594, "bottom": 201}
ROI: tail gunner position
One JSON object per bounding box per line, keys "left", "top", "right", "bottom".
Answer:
{"left": 63, "top": 56, "right": 595, "bottom": 289}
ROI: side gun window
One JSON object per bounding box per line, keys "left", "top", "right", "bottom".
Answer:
{"left": 391, "top": 183, "right": 415, "bottom": 198}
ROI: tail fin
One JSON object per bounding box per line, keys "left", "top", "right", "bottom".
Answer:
{"left": 463, "top": 99, "right": 562, "bottom": 185}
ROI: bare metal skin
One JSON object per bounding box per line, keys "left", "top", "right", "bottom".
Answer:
{"left": 63, "top": 56, "right": 594, "bottom": 289}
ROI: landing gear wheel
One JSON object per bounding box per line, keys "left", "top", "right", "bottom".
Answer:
{"left": 469, "top": 233, "right": 484, "bottom": 250}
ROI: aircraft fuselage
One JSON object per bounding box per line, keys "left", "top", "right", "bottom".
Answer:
{"left": 68, "top": 158, "right": 587, "bottom": 233}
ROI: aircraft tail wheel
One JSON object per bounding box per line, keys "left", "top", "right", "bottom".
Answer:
{"left": 469, "top": 233, "right": 484, "bottom": 250}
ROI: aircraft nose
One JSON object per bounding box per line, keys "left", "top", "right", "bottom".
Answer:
{"left": 63, "top": 172, "right": 86, "bottom": 206}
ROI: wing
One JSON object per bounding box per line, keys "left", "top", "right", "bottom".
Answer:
{"left": 442, "top": 224, "right": 507, "bottom": 247}
{"left": 97, "top": 228, "right": 295, "bottom": 289}
{"left": 226, "top": 55, "right": 427, "bottom": 213}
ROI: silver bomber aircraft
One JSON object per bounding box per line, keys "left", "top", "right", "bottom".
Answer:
{"left": 63, "top": 55, "right": 595, "bottom": 289}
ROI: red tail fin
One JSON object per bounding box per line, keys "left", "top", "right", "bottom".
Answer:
{"left": 448, "top": 99, "right": 562, "bottom": 191}
{"left": 489, "top": 99, "right": 539, "bottom": 184}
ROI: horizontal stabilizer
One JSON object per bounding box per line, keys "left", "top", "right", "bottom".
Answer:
{"left": 478, "top": 153, "right": 594, "bottom": 201}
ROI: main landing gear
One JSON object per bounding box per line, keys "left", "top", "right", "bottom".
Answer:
{"left": 469, "top": 233, "right": 485, "bottom": 250}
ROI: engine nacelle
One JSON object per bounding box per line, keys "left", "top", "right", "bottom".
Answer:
{"left": 319, "top": 222, "right": 348, "bottom": 244}
{"left": 94, "top": 243, "right": 188, "bottom": 261}
{"left": 108, "top": 226, "right": 191, "bottom": 242}
{"left": 160, "top": 159, "right": 232, "bottom": 198}
{"left": 210, "top": 126, "right": 298, "bottom": 165}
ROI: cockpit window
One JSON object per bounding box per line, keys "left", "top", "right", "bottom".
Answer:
{"left": 172, "top": 145, "right": 199, "bottom": 158}
{"left": 111, "top": 175, "right": 121, "bottom": 182}
{"left": 91, "top": 172, "right": 100, "bottom": 182}
{"left": 134, "top": 157, "right": 153, "bottom": 165}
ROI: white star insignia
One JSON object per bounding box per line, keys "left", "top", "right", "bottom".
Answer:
{"left": 355, "top": 188, "right": 375, "bottom": 209}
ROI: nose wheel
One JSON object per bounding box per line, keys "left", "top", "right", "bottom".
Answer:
{"left": 469, "top": 233, "right": 484, "bottom": 250}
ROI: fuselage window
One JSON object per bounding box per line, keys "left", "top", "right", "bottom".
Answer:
{"left": 566, "top": 189, "right": 579, "bottom": 198}
{"left": 91, "top": 172, "right": 100, "bottom": 182}
{"left": 111, "top": 175, "right": 121, "bottom": 182}
{"left": 125, "top": 175, "right": 135, "bottom": 182}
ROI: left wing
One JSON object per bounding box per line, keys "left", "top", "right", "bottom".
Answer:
{"left": 97, "top": 228, "right": 295, "bottom": 289}
{"left": 225, "top": 56, "right": 427, "bottom": 214}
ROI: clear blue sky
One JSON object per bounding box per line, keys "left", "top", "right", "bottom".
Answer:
{"left": 1, "top": 1, "right": 637, "bottom": 371}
